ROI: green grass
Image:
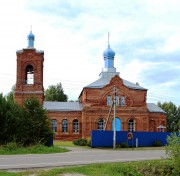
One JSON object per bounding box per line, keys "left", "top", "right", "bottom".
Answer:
{"left": 54, "top": 140, "right": 165, "bottom": 150}
{"left": 54, "top": 140, "right": 90, "bottom": 148}
{"left": 0, "top": 159, "right": 175, "bottom": 176}
{"left": 0, "top": 144, "right": 68, "bottom": 155}
{"left": 54, "top": 140, "right": 76, "bottom": 147}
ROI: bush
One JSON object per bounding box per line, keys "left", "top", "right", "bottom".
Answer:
{"left": 116, "top": 142, "right": 129, "bottom": 148}
{"left": 166, "top": 132, "right": 180, "bottom": 175}
{"left": 73, "top": 138, "right": 87, "bottom": 146}
{"left": 86, "top": 139, "right": 91, "bottom": 147}
{"left": 4, "top": 142, "right": 18, "bottom": 151}
{"left": 154, "top": 140, "right": 162, "bottom": 147}
{"left": 121, "top": 142, "right": 129, "bottom": 148}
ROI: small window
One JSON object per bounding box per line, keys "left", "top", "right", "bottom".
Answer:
{"left": 107, "top": 96, "right": 112, "bottom": 106}
{"left": 98, "top": 118, "right": 104, "bottom": 130}
{"left": 73, "top": 119, "right": 79, "bottom": 133}
{"left": 62, "top": 119, "right": 68, "bottom": 133}
{"left": 25, "top": 65, "right": 34, "bottom": 84}
{"left": 120, "top": 96, "right": 125, "bottom": 106}
{"left": 51, "top": 119, "right": 57, "bottom": 132}
{"left": 115, "top": 95, "right": 119, "bottom": 106}
{"left": 128, "top": 119, "right": 135, "bottom": 132}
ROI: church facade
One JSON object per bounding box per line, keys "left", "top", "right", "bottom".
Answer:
{"left": 14, "top": 31, "right": 166, "bottom": 140}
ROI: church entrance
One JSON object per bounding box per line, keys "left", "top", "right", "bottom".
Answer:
{"left": 112, "top": 117, "right": 121, "bottom": 131}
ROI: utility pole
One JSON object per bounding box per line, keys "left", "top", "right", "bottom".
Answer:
{"left": 113, "top": 86, "right": 116, "bottom": 149}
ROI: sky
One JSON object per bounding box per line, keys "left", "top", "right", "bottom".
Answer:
{"left": 0, "top": 0, "right": 179, "bottom": 106}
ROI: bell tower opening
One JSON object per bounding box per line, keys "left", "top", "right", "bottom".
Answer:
{"left": 25, "top": 65, "right": 34, "bottom": 84}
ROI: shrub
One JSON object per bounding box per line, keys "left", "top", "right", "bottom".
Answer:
{"left": 154, "top": 140, "right": 162, "bottom": 147}
{"left": 4, "top": 142, "right": 18, "bottom": 151}
{"left": 166, "top": 132, "right": 180, "bottom": 175}
{"left": 73, "top": 138, "right": 87, "bottom": 146}
{"left": 120, "top": 142, "right": 129, "bottom": 148}
{"left": 86, "top": 139, "right": 91, "bottom": 147}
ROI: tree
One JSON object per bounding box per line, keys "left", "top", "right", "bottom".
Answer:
{"left": 45, "top": 83, "right": 68, "bottom": 102}
{"left": 0, "top": 94, "right": 53, "bottom": 146}
{"left": 166, "top": 132, "right": 180, "bottom": 175}
{"left": 17, "top": 97, "right": 53, "bottom": 146}
{"left": 158, "top": 101, "right": 180, "bottom": 132}
{"left": 0, "top": 93, "right": 22, "bottom": 145}
{"left": 6, "top": 85, "right": 16, "bottom": 102}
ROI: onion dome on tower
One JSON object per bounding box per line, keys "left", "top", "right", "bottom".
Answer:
{"left": 27, "top": 31, "right": 35, "bottom": 48}
{"left": 103, "top": 44, "right": 115, "bottom": 68}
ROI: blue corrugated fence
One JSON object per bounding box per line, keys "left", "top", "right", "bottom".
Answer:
{"left": 91, "top": 130, "right": 172, "bottom": 147}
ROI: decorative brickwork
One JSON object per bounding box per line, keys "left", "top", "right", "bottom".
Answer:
{"left": 14, "top": 49, "right": 44, "bottom": 105}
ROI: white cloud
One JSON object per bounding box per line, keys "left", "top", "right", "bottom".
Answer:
{"left": 0, "top": 0, "right": 179, "bottom": 105}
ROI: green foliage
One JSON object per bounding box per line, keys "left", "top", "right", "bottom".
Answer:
{"left": 153, "top": 140, "right": 162, "bottom": 147}
{"left": 116, "top": 142, "right": 129, "bottom": 148}
{"left": 0, "top": 159, "right": 174, "bottom": 176}
{"left": 0, "top": 93, "right": 22, "bottom": 145}
{"left": 45, "top": 83, "right": 68, "bottom": 101}
{"left": 73, "top": 138, "right": 88, "bottom": 146}
{"left": 5, "top": 85, "right": 16, "bottom": 102}
{"left": 158, "top": 101, "right": 180, "bottom": 132}
{"left": 4, "top": 142, "right": 18, "bottom": 151}
{"left": 0, "top": 94, "right": 53, "bottom": 147}
{"left": 86, "top": 139, "right": 91, "bottom": 147}
{"left": 0, "top": 143, "right": 68, "bottom": 155}
{"left": 166, "top": 132, "right": 180, "bottom": 175}
{"left": 17, "top": 97, "right": 53, "bottom": 146}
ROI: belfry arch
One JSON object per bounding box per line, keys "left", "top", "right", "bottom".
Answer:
{"left": 25, "top": 64, "right": 34, "bottom": 84}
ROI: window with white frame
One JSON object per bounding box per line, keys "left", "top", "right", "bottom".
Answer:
{"left": 107, "top": 96, "right": 112, "bottom": 106}
{"left": 115, "top": 95, "right": 119, "bottom": 106}
{"left": 73, "top": 119, "right": 79, "bottom": 133}
{"left": 98, "top": 118, "right": 104, "bottom": 130}
{"left": 51, "top": 119, "right": 57, "bottom": 132}
{"left": 62, "top": 119, "right": 68, "bottom": 133}
{"left": 128, "top": 119, "right": 135, "bottom": 132}
{"left": 120, "top": 96, "right": 125, "bottom": 106}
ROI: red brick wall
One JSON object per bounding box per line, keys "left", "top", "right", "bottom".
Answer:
{"left": 48, "top": 111, "right": 82, "bottom": 141}
{"left": 14, "top": 49, "right": 44, "bottom": 105}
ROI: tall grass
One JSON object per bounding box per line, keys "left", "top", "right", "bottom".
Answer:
{"left": 0, "top": 159, "right": 174, "bottom": 176}
{"left": 0, "top": 143, "right": 68, "bottom": 155}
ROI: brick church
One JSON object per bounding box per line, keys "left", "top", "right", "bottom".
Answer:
{"left": 14, "top": 31, "right": 166, "bottom": 140}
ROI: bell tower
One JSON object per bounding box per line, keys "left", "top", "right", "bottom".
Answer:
{"left": 14, "top": 31, "right": 44, "bottom": 105}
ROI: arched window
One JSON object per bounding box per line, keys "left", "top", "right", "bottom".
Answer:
{"left": 128, "top": 119, "right": 135, "bottom": 132}
{"left": 25, "top": 65, "right": 34, "bottom": 84}
{"left": 120, "top": 96, "right": 125, "bottom": 106}
{"left": 73, "top": 119, "right": 79, "bottom": 133}
{"left": 51, "top": 119, "right": 57, "bottom": 132}
{"left": 115, "top": 95, "right": 119, "bottom": 106}
{"left": 98, "top": 118, "right": 104, "bottom": 130}
{"left": 107, "top": 96, "right": 112, "bottom": 106}
{"left": 62, "top": 119, "right": 68, "bottom": 133}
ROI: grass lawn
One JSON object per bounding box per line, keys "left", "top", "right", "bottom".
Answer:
{"left": 0, "top": 144, "right": 69, "bottom": 155}
{"left": 0, "top": 159, "right": 174, "bottom": 176}
{"left": 54, "top": 140, "right": 165, "bottom": 150}
{"left": 54, "top": 140, "right": 76, "bottom": 147}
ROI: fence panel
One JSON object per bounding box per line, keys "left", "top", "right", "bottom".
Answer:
{"left": 91, "top": 130, "right": 172, "bottom": 148}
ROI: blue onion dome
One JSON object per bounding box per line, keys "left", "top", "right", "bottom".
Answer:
{"left": 103, "top": 44, "right": 115, "bottom": 58}
{"left": 27, "top": 31, "right": 35, "bottom": 40}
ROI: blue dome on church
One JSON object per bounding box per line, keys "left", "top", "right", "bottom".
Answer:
{"left": 27, "top": 31, "right": 35, "bottom": 40}
{"left": 27, "top": 31, "right": 35, "bottom": 48}
{"left": 103, "top": 45, "right": 115, "bottom": 58}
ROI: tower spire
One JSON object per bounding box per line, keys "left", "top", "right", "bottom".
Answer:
{"left": 108, "top": 32, "right": 110, "bottom": 46}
